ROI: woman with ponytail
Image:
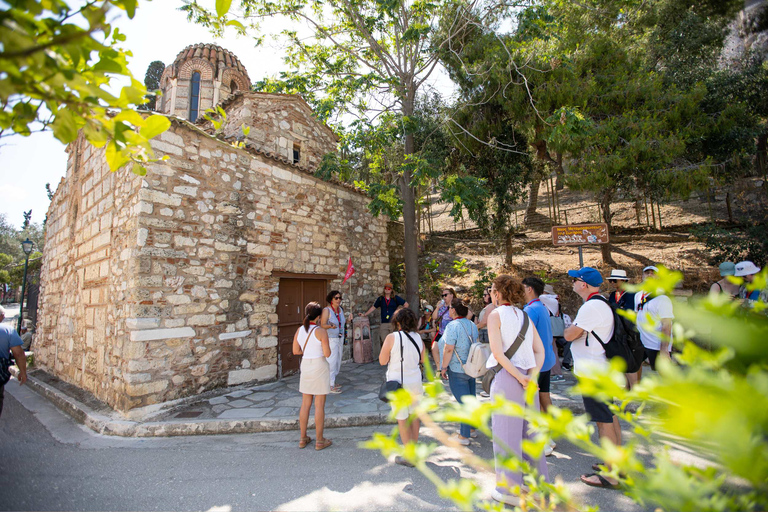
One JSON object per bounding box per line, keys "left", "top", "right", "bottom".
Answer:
{"left": 292, "top": 301, "right": 333, "bottom": 450}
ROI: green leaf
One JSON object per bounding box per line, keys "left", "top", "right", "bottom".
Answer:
{"left": 140, "top": 115, "right": 171, "bottom": 140}
{"left": 216, "top": 0, "right": 233, "bottom": 17}
{"left": 51, "top": 109, "right": 80, "bottom": 144}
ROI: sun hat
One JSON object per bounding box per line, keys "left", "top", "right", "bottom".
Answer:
{"left": 643, "top": 266, "right": 659, "bottom": 273}
{"left": 384, "top": 282, "right": 394, "bottom": 289}
{"left": 543, "top": 284, "right": 556, "bottom": 295}
{"left": 424, "top": 304, "right": 434, "bottom": 312}
{"left": 734, "top": 261, "right": 761, "bottom": 277}
{"left": 567, "top": 267, "right": 603, "bottom": 287}
{"left": 718, "top": 262, "right": 736, "bottom": 277}
{"left": 608, "top": 269, "right": 629, "bottom": 281}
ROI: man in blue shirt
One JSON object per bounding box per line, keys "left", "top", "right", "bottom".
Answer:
{"left": 360, "top": 282, "right": 408, "bottom": 358}
{"left": 522, "top": 277, "right": 557, "bottom": 455}
{"left": 1, "top": 306, "right": 28, "bottom": 417}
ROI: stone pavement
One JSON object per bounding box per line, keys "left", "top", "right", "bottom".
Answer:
{"left": 15, "top": 358, "right": 592, "bottom": 438}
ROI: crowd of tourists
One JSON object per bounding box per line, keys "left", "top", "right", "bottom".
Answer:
{"left": 287, "top": 259, "right": 766, "bottom": 504}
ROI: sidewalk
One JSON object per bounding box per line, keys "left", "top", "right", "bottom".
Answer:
{"left": 14, "top": 360, "right": 592, "bottom": 438}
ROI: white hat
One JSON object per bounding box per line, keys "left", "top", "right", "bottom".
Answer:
{"left": 643, "top": 266, "right": 659, "bottom": 273}
{"left": 543, "top": 284, "right": 555, "bottom": 295}
{"left": 608, "top": 269, "right": 629, "bottom": 281}
{"left": 734, "top": 260, "right": 761, "bottom": 277}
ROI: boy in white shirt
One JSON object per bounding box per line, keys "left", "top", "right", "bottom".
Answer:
{"left": 634, "top": 266, "right": 674, "bottom": 381}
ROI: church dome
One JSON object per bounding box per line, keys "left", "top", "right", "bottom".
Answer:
{"left": 169, "top": 43, "right": 250, "bottom": 83}
{"left": 158, "top": 43, "right": 251, "bottom": 122}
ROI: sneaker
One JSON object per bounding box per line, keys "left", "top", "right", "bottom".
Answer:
{"left": 491, "top": 489, "right": 520, "bottom": 506}
{"left": 550, "top": 374, "right": 565, "bottom": 382}
{"left": 470, "top": 429, "right": 478, "bottom": 438}
{"left": 479, "top": 389, "right": 490, "bottom": 398}
{"left": 452, "top": 434, "right": 471, "bottom": 446}
{"left": 395, "top": 455, "right": 414, "bottom": 467}
{"left": 561, "top": 363, "right": 573, "bottom": 371}
{"left": 544, "top": 440, "right": 556, "bottom": 457}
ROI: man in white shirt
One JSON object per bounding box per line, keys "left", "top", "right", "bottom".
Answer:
{"left": 634, "top": 266, "right": 674, "bottom": 381}
{"left": 563, "top": 267, "right": 621, "bottom": 489}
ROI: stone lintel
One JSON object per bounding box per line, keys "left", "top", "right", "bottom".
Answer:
{"left": 129, "top": 327, "right": 196, "bottom": 342}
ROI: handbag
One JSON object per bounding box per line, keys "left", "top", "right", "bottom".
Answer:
{"left": 379, "top": 333, "right": 404, "bottom": 403}
{"left": 0, "top": 355, "right": 12, "bottom": 386}
{"left": 455, "top": 322, "right": 490, "bottom": 378}
{"left": 481, "top": 311, "right": 530, "bottom": 395}
{"left": 550, "top": 314, "right": 565, "bottom": 337}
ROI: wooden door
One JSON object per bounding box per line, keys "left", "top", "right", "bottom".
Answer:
{"left": 277, "top": 278, "right": 327, "bottom": 376}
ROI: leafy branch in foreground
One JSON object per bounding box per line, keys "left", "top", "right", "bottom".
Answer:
{"left": 0, "top": 0, "right": 171, "bottom": 174}
{"left": 367, "top": 267, "right": 768, "bottom": 511}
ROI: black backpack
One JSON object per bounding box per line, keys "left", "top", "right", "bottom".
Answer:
{"left": 586, "top": 295, "right": 645, "bottom": 373}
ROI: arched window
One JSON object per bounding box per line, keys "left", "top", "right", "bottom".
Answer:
{"left": 189, "top": 72, "right": 201, "bottom": 122}
{"left": 230, "top": 80, "right": 237, "bottom": 92}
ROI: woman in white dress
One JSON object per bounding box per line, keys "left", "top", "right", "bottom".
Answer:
{"left": 293, "top": 302, "right": 333, "bottom": 451}
{"left": 379, "top": 307, "right": 426, "bottom": 467}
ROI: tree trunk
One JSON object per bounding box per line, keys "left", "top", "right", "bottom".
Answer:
{"left": 505, "top": 228, "right": 514, "bottom": 267}
{"left": 635, "top": 199, "right": 642, "bottom": 226}
{"left": 600, "top": 191, "right": 616, "bottom": 265}
{"left": 757, "top": 131, "right": 767, "bottom": 188}
{"left": 555, "top": 152, "right": 565, "bottom": 190}
{"left": 524, "top": 178, "right": 541, "bottom": 226}
{"left": 401, "top": 93, "right": 420, "bottom": 315}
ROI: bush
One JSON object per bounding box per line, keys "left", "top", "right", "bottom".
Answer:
{"left": 694, "top": 223, "right": 768, "bottom": 266}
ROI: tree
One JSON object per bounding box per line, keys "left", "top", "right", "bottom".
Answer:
{"left": 141, "top": 60, "right": 166, "bottom": 111}
{"left": 184, "top": 0, "right": 523, "bottom": 311}
{"left": 0, "top": 0, "right": 171, "bottom": 175}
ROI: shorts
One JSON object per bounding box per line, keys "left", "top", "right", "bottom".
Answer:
{"left": 582, "top": 395, "right": 614, "bottom": 423}
{"left": 537, "top": 370, "right": 551, "bottom": 393}
{"left": 645, "top": 348, "right": 660, "bottom": 371}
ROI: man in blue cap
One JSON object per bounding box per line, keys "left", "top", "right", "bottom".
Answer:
{"left": 563, "top": 267, "right": 621, "bottom": 489}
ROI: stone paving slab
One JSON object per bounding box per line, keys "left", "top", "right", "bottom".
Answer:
{"left": 13, "top": 360, "right": 604, "bottom": 438}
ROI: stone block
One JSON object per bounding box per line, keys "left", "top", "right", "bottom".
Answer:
{"left": 138, "top": 188, "right": 182, "bottom": 207}
{"left": 227, "top": 364, "right": 276, "bottom": 386}
{"left": 125, "top": 318, "right": 161, "bottom": 330}
{"left": 188, "top": 314, "right": 216, "bottom": 326}
{"left": 219, "top": 330, "right": 252, "bottom": 341}
{"left": 125, "top": 380, "right": 169, "bottom": 397}
{"left": 129, "top": 327, "right": 196, "bottom": 342}
{"left": 257, "top": 336, "right": 278, "bottom": 348}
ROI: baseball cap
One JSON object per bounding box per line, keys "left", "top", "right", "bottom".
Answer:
{"left": 643, "top": 266, "right": 659, "bottom": 273}
{"left": 567, "top": 267, "right": 603, "bottom": 287}
{"left": 734, "top": 261, "right": 761, "bottom": 277}
{"left": 718, "top": 261, "right": 736, "bottom": 277}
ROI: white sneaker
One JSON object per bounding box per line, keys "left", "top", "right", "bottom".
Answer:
{"left": 470, "top": 430, "right": 478, "bottom": 438}
{"left": 544, "top": 440, "right": 557, "bottom": 457}
{"left": 491, "top": 489, "right": 520, "bottom": 506}
{"left": 452, "top": 434, "right": 471, "bottom": 446}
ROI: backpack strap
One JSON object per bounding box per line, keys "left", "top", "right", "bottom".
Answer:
{"left": 403, "top": 332, "right": 422, "bottom": 355}
{"left": 586, "top": 294, "right": 612, "bottom": 347}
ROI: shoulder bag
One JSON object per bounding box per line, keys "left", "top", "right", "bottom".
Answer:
{"left": 379, "top": 333, "right": 404, "bottom": 403}
{"left": 481, "top": 311, "right": 530, "bottom": 395}
{"left": 454, "top": 322, "right": 490, "bottom": 378}
{"left": 299, "top": 325, "right": 318, "bottom": 356}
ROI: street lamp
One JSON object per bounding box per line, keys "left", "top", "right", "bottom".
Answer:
{"left": 17, "top": 238, "right": 34, "bottom": 334}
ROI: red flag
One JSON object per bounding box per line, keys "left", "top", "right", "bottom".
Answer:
{"left": 342, "top": 257, "right": 356, "bottom": 284}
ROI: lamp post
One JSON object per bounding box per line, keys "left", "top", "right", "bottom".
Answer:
{"left": 17, "top": 238, "right": 34, "bottom": 334}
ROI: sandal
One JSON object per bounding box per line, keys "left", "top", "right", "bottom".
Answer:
{"left": 299, "top": 436, "right": 312, "bottom": 449}
{"left": 581, "top": 473, "right": 620, "bottom": 489}
{"left": 315, "top": 438, "right": 333, "bottom": 451}
{"left": 592, "top": 463, "right": 604, "bottom": 472}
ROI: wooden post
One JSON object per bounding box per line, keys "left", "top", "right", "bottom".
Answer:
{"left": 650, "top": 196, "right": 657, "bottom": 230}
{"left": 564, "top": 209, "right": 569, "bottom": 225}
{"left": 644, "top": 194, "right": 651, "bottom": 227}
{"left": 657, "top": 200, "right": 663, "bottom": 230}
{"left": 545, "top": 176, "right": 553, "bottom": 222}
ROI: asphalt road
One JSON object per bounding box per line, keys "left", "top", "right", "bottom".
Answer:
{"left": 1, "top": 382, "right": 646, "bottom": 511}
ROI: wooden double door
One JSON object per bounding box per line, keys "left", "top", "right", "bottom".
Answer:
{"left": 277, "top": 277, "right": 328, "bottom": 376}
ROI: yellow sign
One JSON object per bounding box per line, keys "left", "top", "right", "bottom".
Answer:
{"left": 551, "top": 223, "right": 609, "bottom": 246}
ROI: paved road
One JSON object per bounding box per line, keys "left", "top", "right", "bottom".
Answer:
{"left": 0, "top": 382, "right": 646, "bottom": 512}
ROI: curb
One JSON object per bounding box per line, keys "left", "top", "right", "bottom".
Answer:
{"left": 12, "top": 368, "right": 636, "bottom": 438}
{"left": 12, "top": 368, "right": 394, "bottom": 437}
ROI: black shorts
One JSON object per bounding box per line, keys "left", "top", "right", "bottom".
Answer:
{"left": 538, "top": 370, "right": 551, "bottom": 393}
{"left": 582, "top": 395, "right": 614, "bottom": 423}
{"left": 645, "top": 348, "right": 659, "bottom": 371}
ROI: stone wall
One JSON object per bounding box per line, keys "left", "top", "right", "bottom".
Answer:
{"left": 36, "top": 136, "right": 143, "bottom": 408}
{"left": 218, "top": 93, "right": 339, "bottom": 170}
{"left": 37, "top": 119, "right": 389, "bottom": 412}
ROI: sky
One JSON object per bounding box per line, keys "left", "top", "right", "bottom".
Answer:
{"left": 0, "top": 2, "right": 314, "bottom": 229}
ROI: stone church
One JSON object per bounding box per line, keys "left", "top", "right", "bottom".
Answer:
{"left": 35, "top": 44, "right": 390, "bottom": 413}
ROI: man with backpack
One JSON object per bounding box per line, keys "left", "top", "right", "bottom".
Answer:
{"left": 634, "top": 266, "right": 674, "bottom": 381}
{"left": 1, "top": 306, "right": 28, "bottom": 418}
{"left": 563, "top": 267, "right": 622, "bottom": 489}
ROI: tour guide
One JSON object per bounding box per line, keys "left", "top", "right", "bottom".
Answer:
{"left": 360, "top": 282, "right": 409, "bottom": 358}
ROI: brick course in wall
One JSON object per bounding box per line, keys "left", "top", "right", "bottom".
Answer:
{"left": 37, "top": 117, "right": 389, "bottom": 412}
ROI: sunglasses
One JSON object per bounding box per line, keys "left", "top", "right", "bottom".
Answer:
{"left": 572, "top": 278, "right": 584, "bottom": 284}
{"left": 384, "top": 287, "right": 392, "bottom": 290}
{"left": 333, "top": 296, "right": 342, "bottom": 300}
{"left": 441, "top": 293, "right": 450, "bottom": 297}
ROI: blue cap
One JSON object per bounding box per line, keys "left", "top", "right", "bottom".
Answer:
{"left": 567, "top": 267, "right": 604, "bottom": 287}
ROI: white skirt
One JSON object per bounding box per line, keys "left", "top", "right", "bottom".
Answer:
{"left": 300, "top": 357, "right": 331, "bottom": 395}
